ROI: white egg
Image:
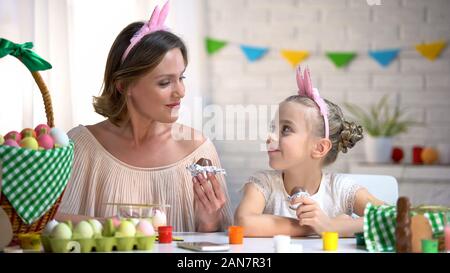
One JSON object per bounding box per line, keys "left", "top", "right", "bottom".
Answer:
{"left": 43, "top": 219, "right": 59, "bottom": 235}
{"left": 88, "top": 219, "right": 103, "bottom": 235}
{"left": 152, "top": 209, "right": 167, "bottom": 229}
{"left": 50, "top": 128, "right": 70, "bottom": 147}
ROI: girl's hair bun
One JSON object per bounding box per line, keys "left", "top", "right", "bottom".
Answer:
{"left": 339, "top": 121, "right": 363, "bottom": 153}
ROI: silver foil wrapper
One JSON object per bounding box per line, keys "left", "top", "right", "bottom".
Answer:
{"left": 186, "top": 163, "right": 227, "bottom": 177}
{"left": 287, "top": 191, "right": 310, "bottom": 210}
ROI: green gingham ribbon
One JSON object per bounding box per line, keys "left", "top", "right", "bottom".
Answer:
{"left": 363, "top": 203, "right": 446, "bottom": 252}
{"left": 0, "top": 141, "right": 74, "bottom": 224}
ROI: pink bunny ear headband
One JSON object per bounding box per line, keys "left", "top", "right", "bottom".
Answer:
{"left": 121, "top": 1, "right": 170, "bottom": 63}
{"left": 296, "top": 66, "right": 329, "bottom": 139}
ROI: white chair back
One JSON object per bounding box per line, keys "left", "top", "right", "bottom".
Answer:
{"left": 344, "top": 174, "right": 399, "bottom": 205}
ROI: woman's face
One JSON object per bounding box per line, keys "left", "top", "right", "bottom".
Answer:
{"left": 127, "top": 48, "right": 186, "bottom": 123}
{"left": 266, "top": 101, "right": 316, "bottom": 170}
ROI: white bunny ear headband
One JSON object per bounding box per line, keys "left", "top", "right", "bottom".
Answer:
{"left": 296, "top": 66, "right": 329, "bottom": 139}
{"left": 121, "top": 1, "right": 170, "bottom": 63}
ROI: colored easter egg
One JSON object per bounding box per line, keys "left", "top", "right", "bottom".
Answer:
{"left": 34, "top": 124, "right": 51, "bottom": 137}
{"left": 20, "top": 137, "right": 39, "bottom": 150}
{"left": 421, "top": 147, "right": 439, "bottom": 165}
{"left": 38, "top": 134, "right": 54, "bottom": 150}
{"left": 5, "top": 131, "right": 22, "bottom": 143}
{"left": 0, "top": 134, "right": 4, "bottom": 145}
{"left": 21, "top": 128, "right": 36, "bottom": 139}
{"left": 4, "top": 139, "right": 19, "bottom": 147}
{"left": 136, "top": 219, "right": 155, "bottom": 236}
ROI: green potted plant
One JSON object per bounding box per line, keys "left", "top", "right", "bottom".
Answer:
{"left": 344, "top": 95, "right": 417, "bottom": 163}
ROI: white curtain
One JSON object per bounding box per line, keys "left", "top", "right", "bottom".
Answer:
{"left": 0, "top": 0, "right": 204, "bottom": 132}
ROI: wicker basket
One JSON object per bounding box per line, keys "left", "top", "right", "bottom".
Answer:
{"left": 0, "top": 70, "right": 72, "bottom": 244}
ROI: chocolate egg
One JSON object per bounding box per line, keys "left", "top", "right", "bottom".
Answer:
{"left": 196, "top": 158, "right": 212, "bottom": 166}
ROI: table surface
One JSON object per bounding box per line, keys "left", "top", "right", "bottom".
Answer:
{"left": 3, "top": 232, "right": 367, "bottom": 253}
{"left": 151, "top": 232, "right": 366, "bottom": 253}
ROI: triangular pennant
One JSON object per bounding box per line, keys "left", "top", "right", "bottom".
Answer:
{"left": 205, "top": 38, "right": 227, "bottom": 55}
{"left": 368, "top": 48, "right": 400, "bottom": 67}
{"left": 280, "top": 50, "right": 310, "bottom": 67}
{"left": 240, "top": 45, "right": 269, "bottom": 62}
{"left": 415, "top": 40, "right": 447, "bottom": 61}
{"left": 326, "top": 52, "right": 357, "bottom": 68}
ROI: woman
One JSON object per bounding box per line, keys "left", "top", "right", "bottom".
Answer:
{"left": 56, "top": 3, "right": 232, "bottom": 232}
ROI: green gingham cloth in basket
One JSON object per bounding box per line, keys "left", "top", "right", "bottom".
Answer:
{"left": 363, "top": 203, "right": 446, "bottom": 252}
{"left": 0, "top": 141, "right": 74, "bottom": 224}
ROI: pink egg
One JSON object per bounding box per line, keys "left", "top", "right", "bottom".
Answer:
{"left": 38, "top": 134, "right": 55, "bottom": 150}
{"left": 136, "top": 219, "right": 155, "bottom": 236}
{"left": 35, "top": 124, "right": 51, "bottom": 137}
{"left": 5, "top": 131, "right": 22, "bottom": 143}
{"left": 112, "top": 216, "right": 121, "bottom": 228}
{"left": 4, "top": 139, "right": 19, "bottom": 147}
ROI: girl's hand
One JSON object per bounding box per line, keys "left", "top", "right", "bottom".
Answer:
{"left": 293, "top": 196, "right": 335, "bottom": 235}
{"left": 192, "top": 172, "right": 226, "bottom": 232}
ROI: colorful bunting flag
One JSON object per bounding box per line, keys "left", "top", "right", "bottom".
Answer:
{"left": 369, "top": 48, "right": 400, "bottom": 67}
{"left": 205, "top": 38, "right": 227, "bottom": 55}
{"left": 415, "top": 40, "right": 447, "bottom": 61}
{"left": 326, "top": 52, "right": 357, "bottom": 68}
{"left": 204, "top": 36, "right": 448, "bottom": 68}
{"left": 240, "top": 45, "right": 269, "bottom": 62}
{"left": 280, "top": 50, "right": 310, "bottom": 67}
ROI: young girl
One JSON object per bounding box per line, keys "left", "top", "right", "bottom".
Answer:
{"left": 235, "top": 67, "right": 385, "bottom": 237}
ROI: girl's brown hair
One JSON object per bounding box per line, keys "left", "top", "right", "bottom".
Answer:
{"left": 93, "top": 22, "right": 188, "bottom": 125}
{"left": 284, "top": 95, "right": 364, "bottom": 166}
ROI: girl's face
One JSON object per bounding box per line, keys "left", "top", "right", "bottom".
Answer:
{"left": 126, "top": 48, "right": 186, "bottom": 123}
{"left": 267, "top": 101, "right": 317, "bottom": 170}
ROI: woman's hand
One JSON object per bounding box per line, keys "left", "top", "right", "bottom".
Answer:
{"left": 192, "top": 172, "right": 226, "bottom": 232}
{"left": 292, "top": 196, "right": 334, "bottom": 235}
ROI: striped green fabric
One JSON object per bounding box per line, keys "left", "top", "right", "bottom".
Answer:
{"left": 363, "top": 203, "right": 446, "bottom": 252}
{"left": 0, "top": 141, "right": 74, "bottom": 224}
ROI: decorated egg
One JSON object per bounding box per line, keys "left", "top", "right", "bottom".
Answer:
{"left": 20, "top": 128, "right": 36, "bottom": 139}
{"left": 34, "top": 124, "right": 51, "bottom": 137}
{"left": 136, "top": 219, "right": 155, "bottom": 236}
{"left": 20, "top": 137, "right": 39, "bottom": 150}
{"left": 111, "top": 215, "right": 121, "bottom": 228}
{"left": 38, "top": 134, "right": 54, "bottom": 150}
{"left": 4, "top": 131, "right": 22, "bottom": 143}
{"left": 50, "top": 128, "right": 70, "bottom": 147}
{"left": 4, "top": 139, "right": 20, "bottom": 147}
{"left": 0, "top": 134, "right": 4, "bottom": 145}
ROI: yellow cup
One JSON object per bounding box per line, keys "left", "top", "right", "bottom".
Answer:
{"left": 322, "top": 232, "right": 338, "bottom": 251}
{"left": 18, "top": 233, "right": 42, "bottom": 251}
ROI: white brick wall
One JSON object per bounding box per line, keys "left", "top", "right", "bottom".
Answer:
{"left": 205, "top": 0, "right": 450, "bottom": 211}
